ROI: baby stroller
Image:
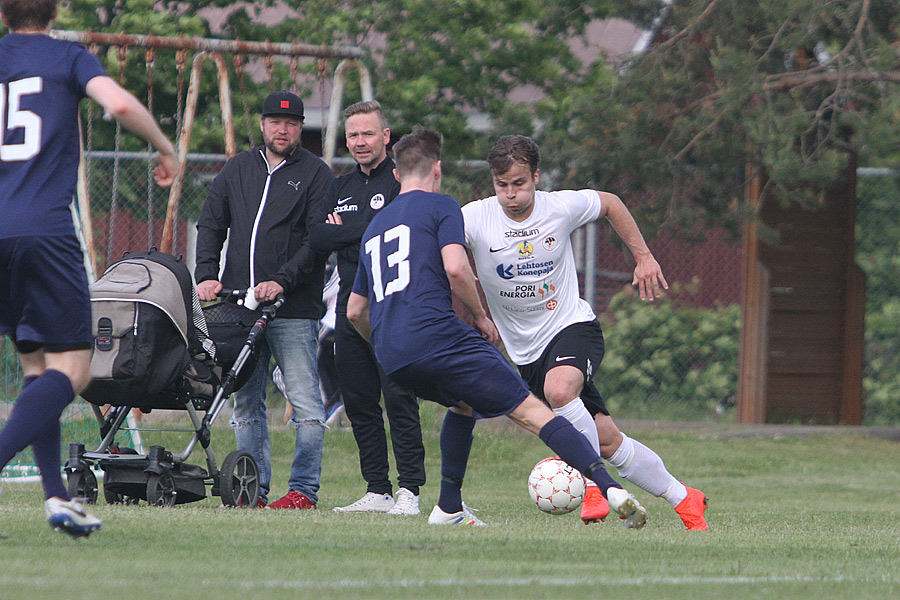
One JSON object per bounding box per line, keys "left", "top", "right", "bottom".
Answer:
{"left": 65, "top": 249, "right": 281, "bottom": 508}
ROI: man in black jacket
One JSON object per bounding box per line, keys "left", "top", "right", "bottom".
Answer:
{"left": 195, "top": 91, "right": 332, "bottom": 509}
{"left": 309, "top": 100, "right": 425, "bottom": 515}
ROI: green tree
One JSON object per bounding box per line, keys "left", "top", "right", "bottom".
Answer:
{"left": 1, "top": 1, "right": 622, "bottom": 160}
{"left": 205, "top": 0, "right": 615, "bottom": 157}
{"left": 53, "top": 1, "right": 211, "bottom": 150}
{"left": 540, "top": 0, "right": 900, "bottom": 239}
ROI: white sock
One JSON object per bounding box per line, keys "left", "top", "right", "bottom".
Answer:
{"left": 553, "top": 397, "right": 600, "bottom": 488}
{"left": 607, "top": 433, "right": 687, "bottom": 506}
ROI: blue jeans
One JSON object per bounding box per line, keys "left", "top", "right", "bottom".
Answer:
{"left": 230, "top": 318, "right": 325, "bottom": 503}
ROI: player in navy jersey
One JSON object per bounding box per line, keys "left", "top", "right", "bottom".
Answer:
{"left": 347, "top": 127, "right": 647, "bottom": 527}
{"left": 0, "top": 0, "right": 177, "bottom": 538}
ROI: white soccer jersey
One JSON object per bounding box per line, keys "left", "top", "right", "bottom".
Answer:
{"left": 462, "top": 189, "right": 603, "bottom": 365}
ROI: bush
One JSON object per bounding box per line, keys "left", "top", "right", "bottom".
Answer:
{"left": 596, "top": 283, "right": 741, "bottom": 421}
{"left": 856, "top": 174, "right": 900, "bottom": 425}
{"left": 862, "top": 297, "right": 900, "bottom": 425}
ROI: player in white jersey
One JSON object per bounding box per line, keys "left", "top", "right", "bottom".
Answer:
{"left": 462, "top": 135, "right": 708, "bottom": 530}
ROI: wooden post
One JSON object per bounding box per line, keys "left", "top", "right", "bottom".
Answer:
{"left": 737, "top": 166, "right": 769, "bottom": 423}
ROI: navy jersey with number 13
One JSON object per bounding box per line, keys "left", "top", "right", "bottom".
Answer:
{"left": 352, "top": 190, "right": 474, "bottom": 374}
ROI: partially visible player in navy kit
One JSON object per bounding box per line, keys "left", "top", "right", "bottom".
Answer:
{"left": 347, "top": 127, "right": 647, "bottom": 527}
{"left": 0, "top": 0, "right": 177, "bottom": 538}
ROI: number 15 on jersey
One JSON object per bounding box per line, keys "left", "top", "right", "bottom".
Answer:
{"left": 364, "top": 224, "right": 411, "bottom": 302}
{"left": 1, "top": 77, "right": 43, "bottom": 162}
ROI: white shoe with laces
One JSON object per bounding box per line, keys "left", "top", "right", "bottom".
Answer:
{"left": 386, "top": 487, "right": 420, "bottom": 515}
{"left": 606, "top": 487, "right": 648, "bottom": 529}
{"left": 45, "top": 497, "right": 102, "bottom": 538}
{"left": 333, "top": 492, "right": 394, "bottom": 513}
{"left": 428, "top": 502, "right": 486, "bottom": 526}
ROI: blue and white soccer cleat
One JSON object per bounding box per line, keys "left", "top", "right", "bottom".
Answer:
{"left": 607, "top": 487, "right": 648, "bottom": 529}
{"left": 45, "top": 497, "right": 102, "bottom": 538}
{"left": 428, "top": 502, "right": 486, "bottom": 526}
{"left": 607, "top": 487, "right": 648, "bottom": 530}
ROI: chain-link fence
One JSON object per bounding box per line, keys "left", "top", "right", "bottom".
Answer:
{"left": 4, "top": 157, "right": 900, "bottom": 480}
{"left": 856, "top": 170, "right": 900, "bottom": 425}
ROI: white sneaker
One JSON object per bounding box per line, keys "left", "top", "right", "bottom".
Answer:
{"left": 333, "top": 492, "right": 394, "bottom": 513}
{"left": 607, "top": 487, "right": 648, "bottom": 530}
{"left": 428, "top": 502, "right": 486, "bottom": 526}
{"left": 45, "top": 497, "right": 102, "bottom": 538}
{"left": 386, "top": 488, "right": 420, "bottom": 515}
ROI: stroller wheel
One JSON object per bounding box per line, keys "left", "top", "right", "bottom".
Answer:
{"left": 66, "top": 468, "right": 99, "bottom": 505}
{"left": 218, "top": 451, "right": 260, "bottom": 508}
{"left": 147, "top": 471, "right": 177, "bottom": 507}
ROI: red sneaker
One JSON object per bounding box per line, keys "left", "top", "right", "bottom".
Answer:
{"left": 267, "top": 490, "right": 317, "bottom": 510}
{"left": 580, "top": 485, "right": 610, "bottom": 524}
{"left": 674, "top": 486, "right": 708, "bottom": 530}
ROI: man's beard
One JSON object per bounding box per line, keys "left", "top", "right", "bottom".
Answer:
{"left": 265, "top": 137, "right": 299, "bottom": 158}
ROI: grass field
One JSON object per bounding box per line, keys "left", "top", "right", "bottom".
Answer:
{"left": 2, "top": 403, "right": 900, "bottom": 600}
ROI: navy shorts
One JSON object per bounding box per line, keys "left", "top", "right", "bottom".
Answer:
{"left": 0, "top": 235, "right": 92, "bottom": 352}
{"left": 389, "top": 331, "right": 530, "bottom": 419}
{"left": 518, "top": 319, "right": 610, "bottom": 417}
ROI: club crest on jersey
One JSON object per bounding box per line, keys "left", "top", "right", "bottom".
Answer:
{"left": 546, "top": 299, "right": 558, "bottom": 310}
{"left": 542, "top": 234, "right": 559, "bottom": 251}
{"left": 517, "top": 240, "right": 533, "bottom": 259}
{"left": 370, "top": 193, "right": 385, "bottom": 210}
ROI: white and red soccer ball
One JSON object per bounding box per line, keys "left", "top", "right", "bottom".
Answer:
{"left": 527, "top": 457, "right": 586, "bottom": 515}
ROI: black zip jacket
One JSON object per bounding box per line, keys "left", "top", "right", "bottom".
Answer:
{"left": 307, "top": 157, "right": 401, "bottom": 314}
{"left": 195, "top": 145, "right": 333, "bottom": 319}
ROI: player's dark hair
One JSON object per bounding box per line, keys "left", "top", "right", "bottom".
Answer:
{"left": 0, "top": 0, "right": 57, "bottom": 31}
{"left": 488, "top": 135, "right": 541, "bottom": 177}
{"left": 393, "top": 126, "right": 442, "bottom": 179}
{"left": 344, "top": 100, "right": 388, "bottom": 130}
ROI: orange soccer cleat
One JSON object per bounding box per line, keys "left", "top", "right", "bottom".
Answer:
{"left": 580, "top": 485, "right": 610, "bottom": 524}
{"left": 674, "top": 485, "right": 708, "bottom": 530}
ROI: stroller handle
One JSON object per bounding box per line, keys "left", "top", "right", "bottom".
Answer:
{"left": 216, "top": 288, "right": 283, "bottom": 312}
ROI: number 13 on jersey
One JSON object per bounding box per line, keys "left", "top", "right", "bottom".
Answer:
{"left": 364, "top": 224, "right": 411, "bottom": 302}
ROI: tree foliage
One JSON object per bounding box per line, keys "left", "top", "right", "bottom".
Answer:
{"left": 2, "top": 0, "right": 617, "bottom": 158}
{"left": 212, "top": 0, "right": 614, "bottom": 157}
{"left": 540, "top": 0, "right": 900, "bottom": 239}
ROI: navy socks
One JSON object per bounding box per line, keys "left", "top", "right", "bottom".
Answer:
{"left": 0, "top": 370, "right": 75, "bottom": 500}
{"left": 437, "top": 410, "right": 476, "bottom": 513}
{"left": 538, "top": 416, "right": 621, "bottom": 496}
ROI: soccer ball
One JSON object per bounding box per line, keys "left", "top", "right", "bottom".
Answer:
{"left": 527, "top": 457, "right": 586, "bottom": 515}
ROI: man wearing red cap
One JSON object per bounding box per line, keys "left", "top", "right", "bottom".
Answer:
{"left": 195, "top": 91, "right": 333, "bottom": 509}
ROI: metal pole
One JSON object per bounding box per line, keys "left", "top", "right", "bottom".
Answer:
{"left": 161, "top": 51, "right": 234, "bottom": 253}
{"left": 323, "top": 60, "right": 374, "bottom": 167}
{"left": 51, "top": 30, "right": 364, "bottom": 59}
